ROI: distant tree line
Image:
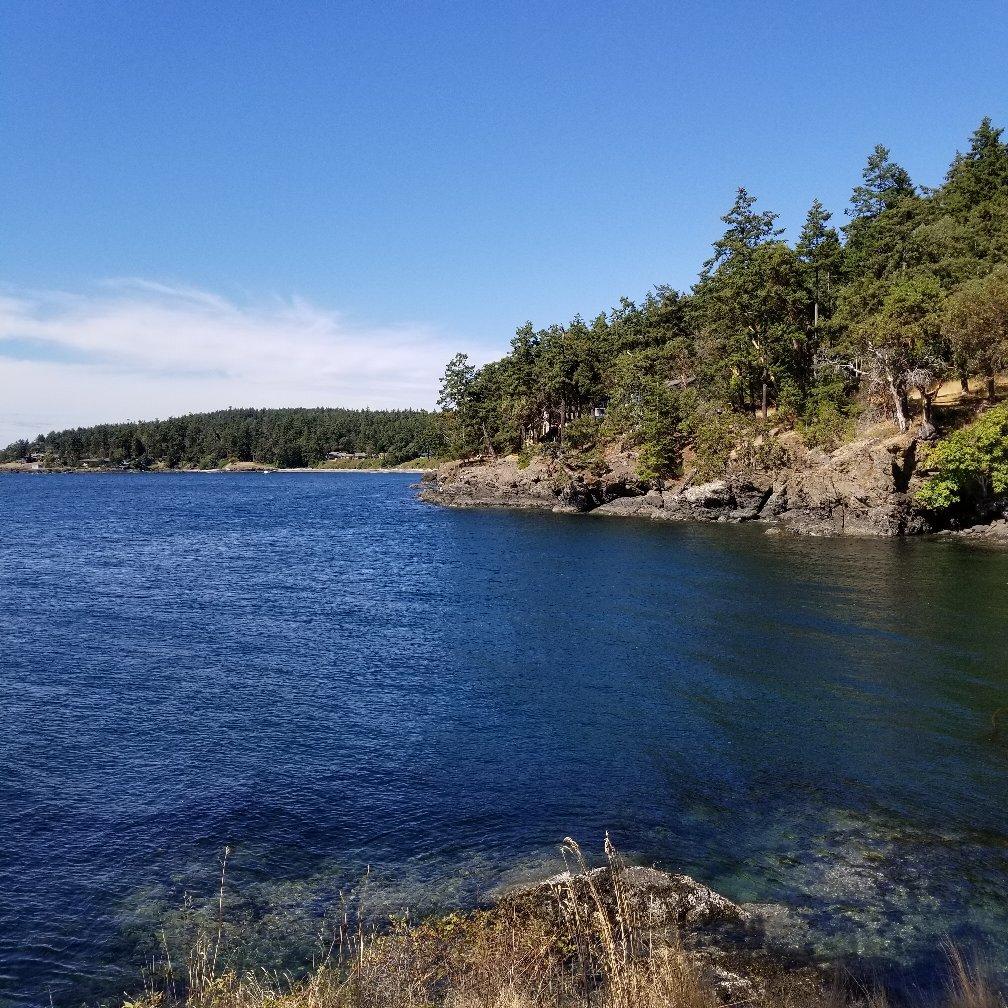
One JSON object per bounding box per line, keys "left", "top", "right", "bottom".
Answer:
{"left": 1, "top": 407, "right": 445, "bottom": 469}
{"left": 438, "top": 119, "right": 1008, "bottom": 480}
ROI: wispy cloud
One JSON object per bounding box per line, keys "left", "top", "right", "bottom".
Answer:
{"left": 0, "top": 280, "right": 473, "bottom": 446}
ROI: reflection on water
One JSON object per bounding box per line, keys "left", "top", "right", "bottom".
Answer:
{"left": 1, "top": 473, "right": 1006, "bottom": 1005}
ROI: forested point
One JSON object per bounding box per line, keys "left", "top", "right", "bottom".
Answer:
{"left": 437, "top": 119, "right": 1008, "bottom": 494}
{"left": 0, "top": 407, "right": 445, "bottom": 470}
{"left": 5, "top": 121, "right": 1008, "bottom": 488}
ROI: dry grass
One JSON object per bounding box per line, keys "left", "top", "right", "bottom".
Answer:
{"left": 122, "top": 839, "right": 1004, "bottom": 1008}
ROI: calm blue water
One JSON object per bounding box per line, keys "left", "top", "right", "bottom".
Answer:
{"left": 1, "top": 472, "right": 1007, "bottom": 1005}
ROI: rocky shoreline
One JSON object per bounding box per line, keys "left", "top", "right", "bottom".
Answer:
{"left": 420, "top": 430, "right": 1007, "bottom": 540}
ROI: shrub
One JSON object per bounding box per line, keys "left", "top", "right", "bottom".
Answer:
{"left": 562, "top": 415, "right": 603, "bottom": 450}
{"left": 799, "top": 401, "right": 853, "bottom": 451}
{"left": 681, "top": 404, "right": 750, "bottom": 480}
{"left": 777, "top": 374, "right": 858, "bottom": 451}
{"left": 916, "top": 404, "right": 1008, "bottom": 510}
{"left": 603, "top": 363, "right": 688, "bottom": 481}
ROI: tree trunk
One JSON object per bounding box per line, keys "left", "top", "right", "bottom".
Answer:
{"left": 897, "top": 389, "right": 910, "bottom": 432}
{"left": 481, "top": 423, "right": 496, "bottom": 458}
{"left": 887, "top": 376, "right": 909, "bottom": 433}
{"left": 754, "top": 338, "right": 770, "bottom": 421}
{"left": 873, "top": 347, "right": 909, "bottom": 433}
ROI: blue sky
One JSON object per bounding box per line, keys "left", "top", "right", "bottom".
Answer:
{"left": 0, "top": 0, "right": 1006, "bottom": 443}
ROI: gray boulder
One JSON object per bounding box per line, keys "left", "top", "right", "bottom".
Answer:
{"left": 682, "top": 479, "right": 734, "bottom": 507}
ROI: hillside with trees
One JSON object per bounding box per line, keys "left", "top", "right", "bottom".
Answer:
{"left": 436, "top": 119, "right": 1008, "bottom": 513}
{"left": 5, "top": 121, "right": 1007, "bottom": 508}
{"left": 0, "top": 407, "right": 445, "bottom": 470}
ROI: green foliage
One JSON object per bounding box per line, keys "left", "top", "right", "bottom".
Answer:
{"left": 635, "top": 441, "right": 674, "bottom": 484}
{"left": 425, "top": 120, "right": 1008, "bottom": 477}
{"left": 604, "top": 349, "right": 688, "bottom": 480}
{"left": 795, "top": 382, "right": 856, "bottom": 450}
{"left": 514, "top": 447, "right": 535, "bottom": 469}
{"left": 561, "top": 415, "right": 602, "bottom": 450}
{"left": 681, "top": 404, "right": 750, "bottom": 481}
{"left": 943, "top": 265, "right": 1008, "bottom": 389}
{"left": 849, "top": 144, "right": 916, "bottom": 220}
{"left": 916, "top": 404, "right": 1008, "bottom": 509}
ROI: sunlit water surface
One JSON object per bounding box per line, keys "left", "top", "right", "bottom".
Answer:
{"left": 1, "top": 473, "right": 1006, "bottom": 1006}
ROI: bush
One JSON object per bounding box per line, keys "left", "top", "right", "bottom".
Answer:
{"left": 785, "top": 377, "right": 856, "bottom": 450}
{"left": 603, "top": 362, "right": 688, "bottom": 481}
{"left": 562, "top": 415, "right": 603, "bottom": 450}
{"left": 514, "top": 446, "right": 536, "bottom": 469}
{"left": 916, "top": 404, "right": 1008, "bottom": 510}
{"left": 682, "top": 404, "right": 749, "bottom": 480}
{"left": 799, "top": 400, "right": 855, "bottom": 450}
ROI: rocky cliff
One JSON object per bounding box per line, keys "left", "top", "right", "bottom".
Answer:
{"left": 419, "top": 429, "right": 947, "bottom": 537}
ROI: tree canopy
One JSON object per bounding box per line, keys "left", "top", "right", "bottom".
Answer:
{"left": 7, "top": 121, "right": 1007, "bottom": 482}
{"left": 438, "top": 120, "right": 1008, "bottom": 468}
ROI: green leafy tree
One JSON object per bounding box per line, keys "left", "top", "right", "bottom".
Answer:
{"left": 942, "top": 117, "right": 1008, "bottom": 218}
{"left": 437, "top": 353, "right": 496, "bottom": 456}
{"left": 602, "top": 349, "right": 685, "bottom": 480}
{"left": 849, "top": 145, "right": 916, "bottom": 221}
{"left": 917, "top": 403, "right": 1008, "bottom": 510}
{"left": 695, "top": 190, "right": 804, "bottom": 420}
{"left": 944, "top": 266, "right": 1008, "bottom": 398}
{"left": 834, "top": 270, "right": 945, "bottom": 432}
{"left": 797, "top": 199, "right": 843, "bottom": 331}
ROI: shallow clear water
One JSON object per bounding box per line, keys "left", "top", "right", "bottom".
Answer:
{"left": 1, "top": 472, "right": 1006, "bottom": 1006}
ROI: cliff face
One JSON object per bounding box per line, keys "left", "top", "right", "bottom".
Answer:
{"left": 419, "top": 431, "right": 940, "bottom": 537}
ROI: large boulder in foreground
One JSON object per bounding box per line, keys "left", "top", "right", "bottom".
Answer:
{"left": 499, "top": 865, "right": 824, "bottom": 1004}
{"left": 503, "top": 865, "right": 749, "bottom": 931}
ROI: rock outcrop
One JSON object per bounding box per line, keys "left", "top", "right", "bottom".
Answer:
{"left": 941, "top": 515, "right": 1008, "bottom": 546}
{"left": 501, "top": 865, "right": 825, "bottom": 1004}
{"left": 419, "top": 431, "right": 948, "bottom": 537}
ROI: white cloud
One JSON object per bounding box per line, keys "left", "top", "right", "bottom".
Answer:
{"left": 0, "top": 280, "right": 474, "bottom": 446}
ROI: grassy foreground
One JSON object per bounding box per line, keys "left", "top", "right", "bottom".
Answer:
{"left": 122, "top": 840, "right": 1003, "bottom": 1008}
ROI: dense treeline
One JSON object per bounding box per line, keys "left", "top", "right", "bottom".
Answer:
{"left": 1, "top": 407, "right": 445, "bottom": 469}
{"left": 438, "top": 119, "right": 1008, "bottom": 481}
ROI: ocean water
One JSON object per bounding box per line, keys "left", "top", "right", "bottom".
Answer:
{"left": 1, "top": 472, "right": 1006, "bottom": 1005}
